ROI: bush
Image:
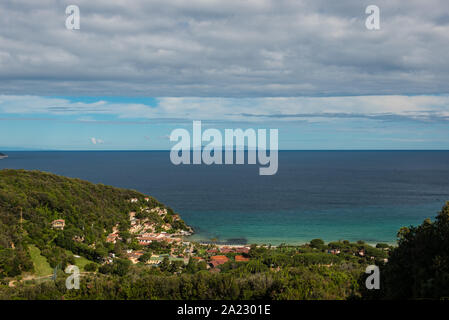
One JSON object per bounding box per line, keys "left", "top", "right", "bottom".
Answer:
{"left": 84, "top": 263, "right": 97, "bottom": 272}
{"left": 310, "top": 239, "right": 325, "bottom": 249}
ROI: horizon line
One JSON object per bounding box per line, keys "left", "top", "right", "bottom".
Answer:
{"left": 2, "top": 149, "right": 449, "bottom": 152}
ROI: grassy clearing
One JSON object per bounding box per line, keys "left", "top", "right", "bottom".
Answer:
{"left": 65, "top": 250, "right": 96, "bottom": 272}
{"left": 28, "top": 245, "right": 53, "bottom": 276}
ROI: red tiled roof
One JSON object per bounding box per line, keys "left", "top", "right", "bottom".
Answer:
{"left": 210, "top": 255, "right": 229, "bottom": 265}
{"left": 209, "top": 260, "right": 221, "bottom": 268}
{"left": 235, "top": 255, "right": 250, "bottom": 262}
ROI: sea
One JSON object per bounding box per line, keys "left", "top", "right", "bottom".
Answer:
{"left": 1, "top": 151, "right": 449, "bottom": 245}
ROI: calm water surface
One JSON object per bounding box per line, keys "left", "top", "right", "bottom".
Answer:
{"left": 1, "top": 151, "right": 449, "bottom": 245}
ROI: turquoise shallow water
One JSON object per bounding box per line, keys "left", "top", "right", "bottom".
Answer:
{"left": 185, "top": 203, "right": 442, "bottom": 245}
{"left": 1, "top": 151, "right": 449, "bottom": 245}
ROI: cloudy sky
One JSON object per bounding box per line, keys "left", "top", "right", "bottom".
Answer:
{"left": 0, "top": 0, "right": 448, "bottom": 150}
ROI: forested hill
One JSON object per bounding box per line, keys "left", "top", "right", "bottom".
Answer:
{"left": 0, "top": 169, "right": 187, "bottom": 278}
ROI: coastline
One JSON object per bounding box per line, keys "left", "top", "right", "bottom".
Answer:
{"left": 186, "top": 233, "right": 397, "bottom": 247}
{"left": 2, "top": 151, "right": 446, "bottom": 248}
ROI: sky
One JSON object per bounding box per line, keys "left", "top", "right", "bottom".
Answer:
{"left": 0, "top": 0, "right": 449, "bottom": 150}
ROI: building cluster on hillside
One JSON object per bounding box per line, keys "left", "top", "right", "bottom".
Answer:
{"left": 106, "top": 225, "right": 122, "bottom": 244}
{"left": 51, "top": 219, "right": 65, "bottom": 230}
{"left": 105, "top": 198, "right": 195, "bottom": 265}
{"left": 122, "top": 217, "right": 252, "bottom": 269}
{"left": 326, "top": 247, "right": 388, "bottom": 263}
{"left": 202, "top": 246, "right": 251, "bottom": 272}
{"left": 52, "top": 198, "right": 252, "bottom": 269}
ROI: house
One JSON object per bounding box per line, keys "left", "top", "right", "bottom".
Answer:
{"left": 147, "top": 256, "right": 162, "bottom": 265}
{"left": 129, "top": 212, "right": 137, "bottom": 225}
{"left": 106, "top": 233, "right": 120, "bottom": 244}
{"left": 209, "top": 255, "right": 229, "bottom": 268}
{"left": 167, "top": 237, "right": 182, "bottom": 243}
{"left": 235, "top": 247, "right": 250, "bottom": 254}
{"left": 209, "top": 260, "right": 222, "bottom": 268}
{"left": 192, "top": 257, "right": 205, "bottom": 262}
{"left": 142, "top": 223, "right": 156, "bottom": 233}
{"left": 51, "top": 219, "right": 65, "bottom": 230}
{"left": 127, "top": 251, "right": 144, "bottom": 264}
{"left": 235, "top": 255, "right": 250, "bottom": 262}
{"left": 144, "top": 197, "right": 150, "bottom": 202}
{"left": 72, "top": 235, "right": 84, "bottom": 243}
{"left": 220, "top": 247, "right": 234, "bottom": 254}
{"left": 137, "top": 236, "right": 155, "bottom": 245}
{"left": 130, "top": 198, "right": 138, "bottom": 203}
{"left": 103, "top": 257, "right": 113, "bottom": 264}
{"left": 161, "top": 223, "right": 171, "bottom": 231}
{"left": 130, "top": 225, "right": 143, "bottom": 234}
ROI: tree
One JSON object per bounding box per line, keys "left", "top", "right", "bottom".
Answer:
{"left": 375, "top": 243, "right": 390, "bottom": 249}
{"left": 113, "top": 259, "right": 131, "bottom": 276}
{"left": 377, "top": 202, "right": 449, "bottom": 299}
{"left": 185, "top": 258, "right": 198, "bottom": 274}
{"left": 169, "top": 260, "right": 184, "bottom": 273}
{"left": 160, "top": 257, "right": 170, "bottom": 272}
{"left": 84, "top": 263, "right": 97, "bottom": 272}
{"left": 310, "top": 239, "right": 325, "bottom": 249}
{"left": 138, "top": 252, "right": 151, "bottom": 263}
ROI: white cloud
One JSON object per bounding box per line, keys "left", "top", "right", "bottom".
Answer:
{"left": 0, "top": 0, "right": 448, "bottom": 96}
{"left": 1, "top": 94, "right": 449, "bottom": 123}
{"left": 90, "top": 137, "right": 104, "bottom": 144}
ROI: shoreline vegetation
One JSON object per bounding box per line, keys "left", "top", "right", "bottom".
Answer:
{"left": 191, "top": 238, "right": 397, "bottom": 247}
{"left": 0, "top": 169, "right": 448, "bottom": 299}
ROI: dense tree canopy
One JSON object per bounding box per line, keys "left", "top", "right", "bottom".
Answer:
{"left": 378, "top": 202, "right": 449, "bottom": 299}
{"left": 0, "top": 169, "right": 182, "bottom": 278}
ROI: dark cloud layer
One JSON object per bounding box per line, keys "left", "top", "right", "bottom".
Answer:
{"left": 0, "top": 0, "right": 448, "bottom": 97}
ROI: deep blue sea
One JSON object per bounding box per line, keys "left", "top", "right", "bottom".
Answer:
{"left": 1, "top": 151, "right": 449, "bottom": 245}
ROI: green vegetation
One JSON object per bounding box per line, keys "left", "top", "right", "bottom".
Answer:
{"left": 83, "top": 263, "right": 97, "bottom": 272}
{"left": 28, "top": 245, "right": 52, "bottom": 277}
{"left": 365, "top": 201, "right": 449, "bottom": 299}
{"left": 1, "top": 169, "right": 449, "bottom": 300}
{"left": 0, "top": 169, "right": 187, "bottom": 282}
{"left": 65, "top": 250, "right": 96, "bottom": 272}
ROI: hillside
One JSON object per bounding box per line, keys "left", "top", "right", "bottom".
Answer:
{"left": 0, "top": 169, "right": 190, "bottom": 279}
{"left": 2, "top": 170, "right": 447, "bottom": 300}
